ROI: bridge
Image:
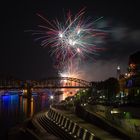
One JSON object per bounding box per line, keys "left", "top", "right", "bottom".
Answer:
{"left": 32, "top": 77, "right": 92, "bottom": 88}
{"left": 0, "top": 77, "right": 92, "bottom": 89}
{"left": 0, "top": 77, "right": 92, "bottom": 97}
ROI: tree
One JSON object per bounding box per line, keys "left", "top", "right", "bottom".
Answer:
{"left": 105, "top": 77, "right": 120, "bottom": 102}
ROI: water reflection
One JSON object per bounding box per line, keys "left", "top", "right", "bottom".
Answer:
{"left": 0, "top": 91, "right": 50, "bottom": 138}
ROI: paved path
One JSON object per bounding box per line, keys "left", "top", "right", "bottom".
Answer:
{"left": 48, "top": 108, "right": 124, "bottom": 140}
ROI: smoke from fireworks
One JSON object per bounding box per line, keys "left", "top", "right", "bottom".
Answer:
{"left": 59, "top": 59, "right": 84, "bottom": 79}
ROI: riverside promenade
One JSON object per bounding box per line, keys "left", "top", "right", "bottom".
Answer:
{"left": 83, "top": 104, "right": 140, "bottom": 140}
{"left": 26, "top": 106, "right": 131, "bottom": 140}
{"left": 8, "top": 105, "right": 139, "bottom": 140}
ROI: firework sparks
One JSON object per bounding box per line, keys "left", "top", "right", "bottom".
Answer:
{"left": 31, "top": 8, "right": 107, "bottom": 64}
{"left": 59, "top": 59, "right": 84, "bottom": 79}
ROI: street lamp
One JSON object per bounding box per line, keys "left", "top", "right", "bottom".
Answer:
{"left": 50, "top": 95, "right": 54, "bottom": 105}
{"left": 50, "top": 95, "right": 54, "bottom": 100}
{"left": 70, "top": 98, "right": 75, "bottom": 112}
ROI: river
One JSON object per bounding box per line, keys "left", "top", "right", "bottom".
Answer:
{"left": 0, "top": 90, "right": 51, "bottom": 139}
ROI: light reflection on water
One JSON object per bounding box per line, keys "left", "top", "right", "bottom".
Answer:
{"left": 0, "top": 91, "right": 50, "bottom": 137}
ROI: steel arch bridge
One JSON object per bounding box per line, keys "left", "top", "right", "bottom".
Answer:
{"left": 0, "top": 77, "right": 92, "bottom": 90}
{"left": 32, "top": 77, "right": 92, "bottom": 89}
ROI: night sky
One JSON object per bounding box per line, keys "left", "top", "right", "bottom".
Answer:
{"left": 1, "top": 0, "right": 140, "bottom": 81}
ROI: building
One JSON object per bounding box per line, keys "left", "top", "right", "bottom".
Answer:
{"left": 117, "top": 51, "right": 140, "bottom": 105}
{"left": 126, "top": 51, "right": 140, "bottom": 104}
{"left": 117, "top": 66, "right": 121, "bottom": 80}
{"left": 128, "top": 51, "right": 140, "bottom": 76}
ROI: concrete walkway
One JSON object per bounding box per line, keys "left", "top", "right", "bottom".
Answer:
{"left": 9, "top": 107, "right": 134, "bottom": 140}
{"left": 84, "top": 104, "right": 140, "bottom": 140}
{"left": 49, "top": 107, "right": 124, "bottom": 140}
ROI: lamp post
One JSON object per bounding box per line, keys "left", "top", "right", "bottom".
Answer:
{"left": 50, "top": 95, "right": 54, "bottom": 106}
{"left": 70, "top": 98, "right": 75, "bottom": 113}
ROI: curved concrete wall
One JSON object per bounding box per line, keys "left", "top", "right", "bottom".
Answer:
{"left": 47, "top": 108, "right": 98, "bottom": 140}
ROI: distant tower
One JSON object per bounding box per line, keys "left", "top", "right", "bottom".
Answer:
{"left": 117, "top": 66, "right": 121, "bottom": 80}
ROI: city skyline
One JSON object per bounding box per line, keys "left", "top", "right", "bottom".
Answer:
{"left": 1, "top": 0, "right": 140, "bottom": 81}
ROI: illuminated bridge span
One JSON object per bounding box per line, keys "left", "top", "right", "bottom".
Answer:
{"left": 33, "top": 77, "right": 92, "bottom": 88}
{"left": 0, "top": 77, "right": 92, "bottom": 89}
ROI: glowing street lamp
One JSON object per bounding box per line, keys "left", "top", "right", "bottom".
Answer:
{"left": 50, "top": 95, "right": 54, "bottom": 100}
{"left": 117, "top": 66, "right": 120, "bottom": 70}
{"left": 50, "top": 95, "right": 54, "bottom": 105}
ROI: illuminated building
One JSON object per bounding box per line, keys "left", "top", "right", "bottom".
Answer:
{"left": 117, "top": 51, "right": 140, "bottom": 104}
{"left": 128, "top": 51, "right": 140, "bottom": 76}
{"left": 126, "top": 51, "right": 140, "bottom": 104}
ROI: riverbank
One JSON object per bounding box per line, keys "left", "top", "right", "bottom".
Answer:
{"left": 7, "top": 104, "right": 140, "bottom": 140}
{"left": 8, "top": 109, "right": 60, "bottom": 140}
{"left": 53, "top": 103, "right": 140, "bottom": 140}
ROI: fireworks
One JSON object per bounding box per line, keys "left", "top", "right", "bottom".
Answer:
{"left": 59, "top": 59, "right": 83, "bottom": 79}
{"left": 29, "top": 8, "right": 107, "bottom": 79}
{"left": 31, "top": 8, "right": 106, "bottom": 64}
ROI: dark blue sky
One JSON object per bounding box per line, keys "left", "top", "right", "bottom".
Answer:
{"left": 1, "top": 0, "right": 140, "bottom": 81}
